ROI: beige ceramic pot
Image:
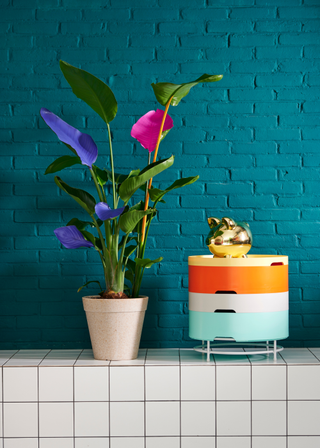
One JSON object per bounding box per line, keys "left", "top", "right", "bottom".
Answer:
{"left": 82, "top": 295, "right": 148, "bottom": 361}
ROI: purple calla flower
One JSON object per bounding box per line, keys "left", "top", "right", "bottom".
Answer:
{"left": 54, "top": 225, "right": 94, "bottom": 249}
{"left": 95, "top": 202, "right": 125, "bottom": 221}
{"left": 131, "top": 109, "right": 174, "bottom": 153}
{"left": 40, "top": 108, "right": 98, "bottom": 169}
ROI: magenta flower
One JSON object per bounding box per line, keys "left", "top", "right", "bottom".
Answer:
{"left": 40, "top": 108, "right": 98, "bottom": 169}
{"left": 95, "top": 202, "right": 125, "bottom": 221}
{"left": 131, "top": 109, "right": 174, "bottom": 153}
{"left": 54, "top": 225, "right": 94, "bottom": 249}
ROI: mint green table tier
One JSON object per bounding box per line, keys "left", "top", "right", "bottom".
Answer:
{"left": 189, "top": 310, "right": 289, "bottom": 342}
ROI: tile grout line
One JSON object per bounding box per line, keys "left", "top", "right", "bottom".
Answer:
{"left": 179, "top": 348, "right": 181, "bottom": 448}
{"left": 250, "top": 358, "right": 252, "bottom": 448}
{"left": 73, "top": 349, "right": 83, "bottom": 445}
{"left": 286, "top": 359, "right": 288, "bottom": 448}
{"left": 214, "top": 353, "right": 217, "bottom": 448}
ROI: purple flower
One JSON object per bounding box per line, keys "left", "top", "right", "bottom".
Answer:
{"left": 95, "top": 202, "right": 125, "bottom": 221}
{"left": 54, "top": 225, "right": 94, "bottom": 249}
{"left": 131, "top": 109, "right": 174, "bottom": 153}
{"left": 40, "top": 108, "right": 98, "bottom": 169}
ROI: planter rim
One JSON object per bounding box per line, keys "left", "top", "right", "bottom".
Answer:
{"left": 82, "top": 295, "right": 148, "bottom": 313}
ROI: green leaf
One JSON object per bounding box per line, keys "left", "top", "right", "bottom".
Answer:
{"left": 119, "top": 235, "right": 138, "bottom": 248}
{"left": 124, "top": 245, "right": 137, "bottom": 258}
{"left": 45, "top": 155, "right": 81, "bottom": 175}
{"left": 105, "top": 168, "right": 140, "bottom": 185}
{"left": 55, "top": 176, "right": 96, "bottom": 215}
{"left": 119, "top": 209, "right": 153, "bottom": 234}
{"left": 119, "top": 155, "right": 174, "bottom": 203}
{"left": 126, "top": 258, "right": 136, "bottom": 273}
{"left": 151, "top": 74, "right": 223, "bottom": 107}
{"left": 160, "top": 128, "right": 171, "bottom": 142}
{"left": 93, "top": 165, "right": 109, "bottom": 187}
{"left": 80, "top": 230, "right": 96, "bottom": 246}
{"left": 125, "top": 269, "right": 134, "bottom": 285}
{"left": 77, "top": 280, "right": 103, "bottom": 294}
{"left": 67, "top": 218, "right": 95, "bottom": 231}
{"left": 149, "top": 176, "right": 199, "bottom": 203}
{"left": 60, "top": 60, "right": 118, "bottom": 124}
{"left": 135, "top": 257, "right": 163, "bottom": 269}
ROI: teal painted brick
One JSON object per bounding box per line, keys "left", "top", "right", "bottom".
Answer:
{"left": 207, "top": 182, "right": 253, "bottom": 195}
{"left": 207, "top": 20, "right": 253, "bottom": 33}
{"left": 182, "top": 8, "right": 227, "bottom": 20}
{"left": 255, "top": 102, "right": 299, "bottom": 114}
{"left": 160, "top": 22, "right": 203, "bottom": 34}
{"left": 230, "top": 7, "right": 276, "bottom": 19}
{"left": 303, "top": 20, "right": 320, "bottom": 32}
{"left": 255, "top": 128, "right": 300, "bottom": 141}
{"left": 255, "top": 20, "right": 301, "bottom": 32}
{"left": 277, "top": 88, "right": 320, "bottom": 101}
{"left": 230, "top": 34, "right": 275, "bottom": 47}
{"left": 255, "top": 181, "right": 302, "bottom": 195}
{"left": 230, "top": 115, "right": 277, "bottom": 127}
{"left": 133, "top": 8, "right": 179, "bottom": 21}
{"left": 230, "top": 60, "right": 276, "bottom": 73}
{"left": 206, "top": 47, "right": 253, "bottom": 60}
{"left": 229, "top": 194, "right": 275, "bottom": 208}
{"left": 181, "top": 195, "right": 227, "bottom": 208}
{"left": 256, "top": 74, "right": 303, "bottom": 87}
{"left": 229, "top": 88, "right": 273, "bottom": 101}
{"left": 256, "top": 46, "right": 302, "bottom": 59}
{"left": 256, "top": 154, "right": 300, "bottom": 167}
{"left": 231, "top": 167, "right": 277, "bottom": 181}
{"left": 207, "top": 154, "right": 253, "bottom": 167}
{"left": 184, "top": 141, "right": 229, "bottom": 155}
{"left": 181, "top": 35, "right": 227, "bottom": 48}
{"left": 279, "top": 7, "right": 320, "bottom": 19}
{"left": 277, "top": 222, "right": 320, "bottom": 235}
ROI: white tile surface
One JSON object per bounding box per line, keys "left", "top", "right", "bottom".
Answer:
{"left": 214, "top": 349, "right": 250, "bottom": 365}
{"left": 39, "top": 366, "right": 73, "bottom": 402}
{"left": 146, "top": 349, "right": 180, "bottom": 365}
{"left": 181, "top": 365, "right": 215, "bottom": 400}
{"left": 111, "top": 349, "right": 147, "bottom": 366}
{"left": 288, "top": 365, "right": 320, "bottom": 399}
{"left": 217, "top": 402, "right": 251, "bottom": 436}
{"left": 146, "top": 366, "right": 179, "bottom": 400}
{"left": 147, "top": 438, "right": 180, "bottom": 448}
{"left": 0, "top": 350, "right": 18, "bottom": 366}
{"left": 75, "top": 366, "right": 109, "bottom": 401}
{"left": 280, "top": 348, "right": 319, "bottom": 364}
{"left": 252, "top": 365, "right": 286, "bottom": 400}
{"left": 252, "top": 437, "right": 286, "bottom": 448}
{"left": 111, "top": 438, "right": 143, "bottom": 448}
{"left": 182, "top": 438, "right": 215, "bottom": 448}
{"left": 288, "top": 436, "right": 320, "bottom": 448}
{"left": 40, "top": 439, "right": 73, "bottom": 448}
{"left": 181, "top": 401, "right": 215, "bottom": 436}
{"left": 217, "top": 437, "right": 251, "bottom": 448}
{"left": 75, "top": 402, "right": 109, "bottom": 437}
{"left": 180, "top": 349, "right": 215, "bottom": 365}
{"left": 146, "top": 401, "right": 180, "bottom": 436}
{"left": 3, "top": 367, "right": 38, "bottom": 402}
{"left": 4, "top": 403, "right": 38, "bottom": 437}
{"left": 110, "top": 366, "right": 144, "bottom": 401}
{"left": 216, "top": 366, "right": 250, "bottom": 400}
{"left": 75, "top": 349, "right": 110, "bottom": 366}
{"left": 5, "top": 350, "right": 50, "bottom": 366}
{"left": 252, "top": 401, "right": 286, "bottom": 436}
{"left": 40, "top": 349, "right": 81, "bottom": 366}
{"left": 4, "top": 439, "right": 38, "bottom": 448}
{"left": 309, "top": 348, "right": 320, "bottom": 360}
{"left": 75, "top": 439, "right": 109, "bottom": 448}
{"left": 288, "top": 401, "right": 320, "bottom": 435}
{"left": 0, "top": 404, "right": 2, "bottom": 437}
{"left": 247, "top": 351, "right": 285, "bottom": 365}
{"left": 39, "top": 402, "right": 73, "bottom": 437}
{"left": 110, "top": 402, "right": 144, "bottom": 436}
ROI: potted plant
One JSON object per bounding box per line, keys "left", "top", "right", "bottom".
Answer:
{"left": 40, "top": 60, "right": 223, "bottom": 360}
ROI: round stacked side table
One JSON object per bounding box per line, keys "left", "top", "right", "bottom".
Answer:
{"left": 188, "top": 255, "right": 289, "bottom": 360}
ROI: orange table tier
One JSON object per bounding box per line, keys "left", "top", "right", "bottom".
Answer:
{"left": 189, "top": 265, "right": 288, "bottom": 294}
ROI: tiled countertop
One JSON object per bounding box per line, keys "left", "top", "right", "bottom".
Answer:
{"left": 1, "top": 347, "right": 320, "bottom": 366}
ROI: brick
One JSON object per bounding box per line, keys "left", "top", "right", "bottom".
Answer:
{"left": 230, "top": 7, "right": 276, "bottom": 19}
{"left": 255, "top": 128, "right": 300, "bottom": 141}
{"left": 255, "top": 102, "right": 299, "bottom": 115}
{"left": 255, "top": 20, "right": 301, "bottom": 32}
{"left": 133, "top": 9, "right": 179, "bottom": 21}
{"left": 303, "top": 20, "right": 320, "bottom": 32}
{"left": 182, "top": 8, "right": 227, "bottom": 20}
{"left": 230, "top": 60, "right": 276, "bottom": 74}
{"left": 181, "top": 35, "right": 227, "bottom": 48}
{"left": 255, "top": 74, "right": 303, "bottom": 87}
{"left": 231, "top": 33, "right": 275, "bottom": 47}
{"left": 278, "top": 59, "right": 320, "bottom": 73}
{"left": 206, "top": 47, "right": 253, "bottom": 61}
{"left": 207, "top": 182, "right": 253, "bottom": 195}
{"left": 279, "top": 7, "right": 320, "bottom": 19}
{"left": 230, "top": 115, "right": 277, "bottom": 128}
{"left": 181, "top": 195, "right": 226, "bottom": 208}
{"left": 255, "top": 181, "right": 302, "bottom": 195}
{"left": 109, "top": 48, "right": 153, "bottom": 61}
{"left": 256, "top": 46, "right": 302, "bottom": 59}
{"left": 208, "top": 20, "right": 253, "bottom": 33}
{"left": 229, "top": 194, "right": 275, "bottom": 208}
{"left": 231, "top": 167, "right": 277, "bottom": 181}
{"left": 256, "top": 154, "right": 300, "bottom": 167}
{"left": 229, "top": 89, "right": 273, "bottom": 102}
{"left": 279, "top": 141, "right": 318, "bottom": 154}
{"left": 160, "top": 22, "right": 204, "bottom": 34}
{"left": 278, "top": 222, "right": 320, "bottom": 235}
{"left": 279, "top": 33, "right": 320, "bottom": 46}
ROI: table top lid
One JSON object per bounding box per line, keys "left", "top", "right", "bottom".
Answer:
{"left": 188, "top": 255, "right": 288, "bottom": 267}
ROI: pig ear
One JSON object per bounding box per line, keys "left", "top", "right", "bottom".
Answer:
{"left": 222, "top": 217, "right": 236, "bottom": 230}
{"left": 207, "top": 217, "right": 221, "bottom": 229}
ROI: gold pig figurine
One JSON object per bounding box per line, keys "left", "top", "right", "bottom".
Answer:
{"left": 206, "top": 217, "right": 252, "bottom": 258}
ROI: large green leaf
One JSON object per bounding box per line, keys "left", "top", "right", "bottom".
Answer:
{"left": 45, "top": 155, "right": 81, "bottom": 175}
{"left": 77, "top": 280, "right": 103, "bottom": 294}
{"left": 105, "top": 168, "right": 140, "bottom": 185}
{"left": 63, "top": 142, "right": 77, "bottom": 156}
{"left": 135, "top": 257, "right": 163, "bottom": 269}
{"left": 93, "top": 165, "right": 109, "bottom": 187}
{"left": 67, "top": 218, "right": 94, "bottom": 230}
{"left": 60, "top": 60, "right": 118, "bottom": 124}
{"left": 55, "top": 176, "right": 96, "bottom": 215}
{"left": 151, "top": 74, "right": 223, "bottom": 107}
{"left": 119, "top": 209, "right": 153, "bottom": 234}
{"left": 119, "top": 155, "right": 174, "bottom": 203}
{"left": 149, "top": 176, "right": 199, "bottom": 203}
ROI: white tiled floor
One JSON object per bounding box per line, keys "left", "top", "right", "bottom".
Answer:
{"left": 1, "top": 347, "right": 320, "bottom": 446}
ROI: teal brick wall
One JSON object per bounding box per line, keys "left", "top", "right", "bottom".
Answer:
{"left": 1, "top": 0, "right": 320, "bottom": 348}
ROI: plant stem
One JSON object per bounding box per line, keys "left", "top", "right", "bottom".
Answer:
{"left": 140, "top": 96, "right": 173, "bottom": 243}
{"left": 107, "top": 123, "right": 116, "bottom": 209}
{"left": 90, "top": 167, "right": 111, "bottom": 250}
{"left": 90, "top": 168, "right": 104, "bottom": 203}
